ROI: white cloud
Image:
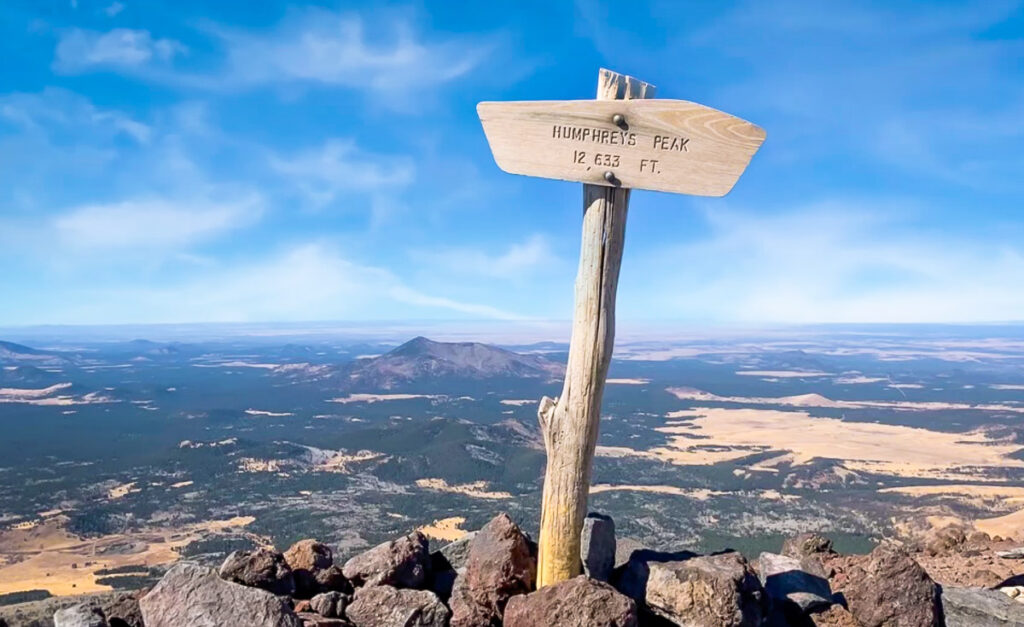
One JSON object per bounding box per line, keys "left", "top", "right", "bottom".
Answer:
{"left": 53, "top": 28, "right": 186, "bottom": 74}
{"left": 623, "top": 202, "right": 1024, "bottom": 323}
{"left": 219, "top": 10, "right": 490, "bottom": 95}
{"left": 53, "top": 195, "right": 261, "bottom": 249}
{"left": 104, "top": 2, "right": 125, "bottom": 17}
{"left": 0, "top": 88, "right": 151, "bottom": 143}
{"left": 418, "top": 235, "right": 560, "bottom": 280}
{"left": 42, "top": 243, "right": 520, "bottom": 324}
{"left": 270, "top": 139, "right": 414, "bottom": 206}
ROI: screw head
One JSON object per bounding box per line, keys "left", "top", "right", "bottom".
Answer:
{"left": 603, "top": 171, "right": 618, "bottom": 185}
{"left": 611, "top": 113, "right": 626, "bottom": 128}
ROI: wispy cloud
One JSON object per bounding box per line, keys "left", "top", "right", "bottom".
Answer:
{"left": 53, "top": 28, "right": 187, "bottom": 74}
{"left": 270, "top": 139, "right": 415, "bottom": 207}
{"left": 624, "top": 201, "right": 1024, "bottom": 323}
{"left": 53, "top": 194, "right": 262, "bottom": 250}
{"left": 216, "top": 9, "right": 492, "bottom": 96}
{"left": 417, "top": 234, "right": 561, "bottom": 281}
{"left": 39, "top": 243, "right": 521, "bottom": 324}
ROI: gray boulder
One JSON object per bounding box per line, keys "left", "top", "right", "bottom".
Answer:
{"left": 581, "top": 513, "right": 616, "bottom": 582}
{"left": 342, "top": 531, "right": 430, "bottom": 589}
{"left": 139, "top": 562, "right": 302, "bottom": 627}
{"left": 346, "top": 586, "right": 450, "bottom": 627}
{"left": 758, "top": 552, "right": 832, "bottom": 614}
{"left": 220, "top": 547, "right": 297, "bottom": 596}
{"left": 942, "top": 587, "right": 1024, "bottom": 627}
{"left": 309, "top": 591, "right": 350, "bottom": 619}
{"left": 438, "top": 532, "right": 477, "bottom": 571}
{"left": 54, "top": 604, "right": 106, "bottom": 627}
{"left": 617, "top": 551, "right": 763, "bottom": 626}
{"left": 504, "top": 575, "right": 637, "bottom": 627}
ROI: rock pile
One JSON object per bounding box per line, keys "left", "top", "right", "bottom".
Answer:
{"left": 22, "top": 512, "right": 1024, "bottom": 626}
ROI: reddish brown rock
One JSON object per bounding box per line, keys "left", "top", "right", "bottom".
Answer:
{"left": 832, "top": 544, "right": 940, "bottom": 627}
{"left": 346, "top": 585, "right": 449, "bottom": 627}
{"left": 285, "top": 540, "right": 347, "bottom": 598}
{"left": 449, "top": 513, "right": 536, "bottom": 627}
{"left": 504, "top": 575, "right": 637, "bottom": 627}
{"left": 342, "top": 531, "right": 430, "bottom": 589}
{"left": 810, "top": 604, "right": 859, "bottom": 627}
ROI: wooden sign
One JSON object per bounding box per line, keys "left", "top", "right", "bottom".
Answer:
{"left": 478, "top": 99, "right": 765, "bottom": 196}
{"left": 477, "top": 69, "right": 766, "bottom": 590}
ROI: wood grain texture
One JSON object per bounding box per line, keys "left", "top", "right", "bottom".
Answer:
{"left": 534, "top": 68, "right": 650, "bottom": 588}
{"left": 478, "top": 98, "right": 764, "bottom": 196}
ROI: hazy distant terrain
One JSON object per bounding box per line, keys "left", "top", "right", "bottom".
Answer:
{"left": 2, "top": 324, "right": 1024, "bottom": 601}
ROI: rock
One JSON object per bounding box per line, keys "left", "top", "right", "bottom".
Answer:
{"left": 614, "top": 537, "right": 646, "bottom": 570}
{"left": 342, "top": 531, "right": 430, "bottom": 589}
{"left": 297, "top": 613, "right": 351, "bottom": 626}
{"left": 782, "top": 533, "right": 835, "bottom": 560}
{"left": 997, "top": 548, "right": 1024, "bottom": 559}
{"left": 927, "top": 526, "right": 968, "bottom": 556}
{"left": 346, "top": 586, "right": 450, "bottom": 627}
{"left": 309, "top": 591, "right": 349, "bottom": 618}
{"left": 139, "top": 561, "right": 303, "bottom": 627}
{"left": 220, "top": 547, "right": 297, "bottom": 596}
{"left": 437, "top": 532, "right": 477, "bottom": 571}
{"left": 54, "top": 604, "right": 107, "bottom": 627}
{"left": 758, "top": 552, "right": 832, "bottom": 614}
{"left": 943, "top": 586, "right": 1024, "bottom": 626}
{"left": 617, "top": 551, "right": 763, "bottom": 626}
{"left": 809, "top": 604, "right": 859, "bottom": 627}
{"left": 449, "top": 512, "right": 536, "bottom": 627}
{"left": 581, "top": 513, "right": 616, "bottom": 582}
{"left": 834, "top": 544, "right": 940, "bottom": 627}
{"left": 504, "top": 575, "right": 637, "bottom": 627}
{"left": 285, "top": 540, "right": 347, "bottom": 597}
{"left": 102, "top": 592, "right": 145, "bottom": 627}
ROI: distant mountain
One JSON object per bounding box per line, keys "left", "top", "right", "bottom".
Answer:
{"left": 0, "top": 340, "right": 70, "bottom": 366}
{"left": 344, "top": 336, "right": 565, "bottom": 389}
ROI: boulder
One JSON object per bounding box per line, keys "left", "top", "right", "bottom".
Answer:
{"left": 942, "top": 586, "right": 1024, "bottom": 627}
{"left": 342, "top": 531, "right": 430, "bottom": 589}
{"left": 309, "top": 591, "right": 349, "bottom": 619}
{"left": 139, "top": 561, "right": 303, "bottom": 627}
{"left": 297, "top": 613, "right": 351, "bottom": 626}
{"left": 833, "top": 544, "right": 940, "bottom": 627}
{"left": 103, "top": 592, "right": 145, "bottom": 627}
{"left": 782, "top": 533, "right": 835, "bottom": 560}
{"left": 220, "top": 547, "right": 297, "bottom": 596}
{"left": 449, "top": 513, "right": 536, "bottom": 627}
{"left": 614, "top": 537, "right": 647, "bottom": 570}
{"left": 437, "top": 532, "right": 477, "bottom": 571}
{"left": 504, "top": 575, "right": 637, "bottom": 627}
{"left": 617, "top": 551, "right": 763, "bottom": 626}
{"left": 346, "top": 586, "right": 450, "bottom": 627}
{"left": 285, "top": 540, "right": 347, "bottom": 597}
{"left": 758, "top": 552, "right": 832, "bottom": 614}
{"left": 54, "top": 604, "right": 107, "bottom": 627}
{"left": 809, "top": 604, "right": 859, "bottom": 627}
{"left": 581, "top": 513, "right": 616, "bottom": 582}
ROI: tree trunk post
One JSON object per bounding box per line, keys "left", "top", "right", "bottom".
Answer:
{"left": 536, "top": 69, "right": 655, "bottom": 588}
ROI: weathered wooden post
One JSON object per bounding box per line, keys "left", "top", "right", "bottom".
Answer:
{"left": 478, "top": 68, "right": 765, "bottom": 587}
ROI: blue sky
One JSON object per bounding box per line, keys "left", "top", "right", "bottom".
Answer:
{"left": 1, "top": 0, "right": 1022, "bottom": 326}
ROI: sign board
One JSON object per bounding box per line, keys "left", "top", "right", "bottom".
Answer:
{"left": 478, "top": 99, "right": 766, "bottom": 196}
